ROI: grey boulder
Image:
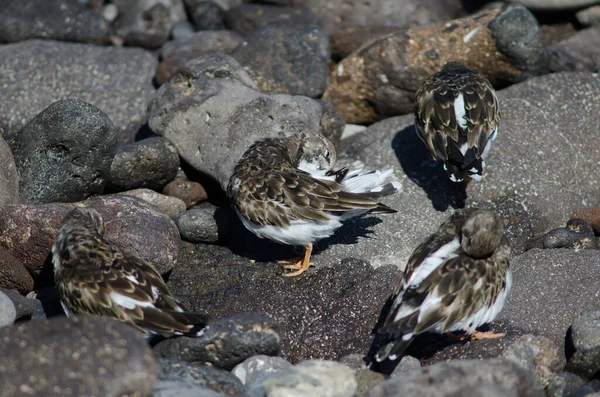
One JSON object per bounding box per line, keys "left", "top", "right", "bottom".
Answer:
{"left": 147, "top": 52, "right": 343, "bottom": 190}
{"left": 0, "top": 315, "right": 157, "bottom": 397}
{"left": 0, "top": 136, "right": 19, "bottom": 207}
{"left": 0, "top": 40, "right": 156, "bottom": 144}
{"left": 11, "top": 99, "right": 116, "bottom": 204}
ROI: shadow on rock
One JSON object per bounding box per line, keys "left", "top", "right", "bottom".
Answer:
{"left": 226, "top": 210, "right": 385, "bottom": 263}
{"left": 392, "top": 124, "right": 466, "bottom": 211}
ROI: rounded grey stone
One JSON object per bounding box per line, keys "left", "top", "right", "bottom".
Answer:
{"left": 153, "top": 313, "right": 281, "bottom": 370}
{"left": 505, "top": 0, "right": 600, "bottom": 10}
{"left": 147, "top": 52, "right": 343, "bottom": 190}
{"left": 0, "top": 291, "right": 17, "bottom": 329}
{"left": 232, "top": 355, "right": 293, "bottom": 385}
{"left": 11, "top": 99, "right": 117, "bottom": 204}
{"left": 263, "top": 360, "right": 357, "bottom": 397}
{"left": 546, "top": 372, "right": 588, "bottom": 397}
{"left": 0, "top": 0, "right": 109, "bottom": 44}
{"left": 365, "top": 359, "right": 544, "bottom": 397}
{"left": 0, "top": 315, "right": 157, "bottom": 397}
{"left": 176, "top": 203, "right": 227, "bottom": 243}
{"left": 566, "top": 310, "right": 600, "bottom": 379}
{"left": 502, "top": 334, "right": 565, "bottom": 387}
{"left": 0, "top": 288, "right": 38, "bottom": 321}
{"left": 231, "top": 27, "right": 331, "bottom": 98}
{"left": 0, "top": 40, "right": 156, "bottom": 144}
{"left": 107, "top": 137, "right": 180, "bottom": 192}
{"left": 157, "top": 359, "right": 245, "bottom": 395}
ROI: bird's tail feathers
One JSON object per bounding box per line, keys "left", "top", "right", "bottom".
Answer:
{"left": 341, "top": 168, "right": 402, "bottom": 197}
{"left": 167, "top": 310, "right": 210, "bottom": 336}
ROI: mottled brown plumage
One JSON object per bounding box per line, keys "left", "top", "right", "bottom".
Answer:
{"left": 53, "top": 207, "right": 209, "bottom": 337}
{"left": 415, "top": 62, "right": 500, "bottom": 182}
{"left": 227, "top": 133, "right": 398, "bottom": 276}
{"left": 375, "top": 209, "right": 511, "bottom": 362}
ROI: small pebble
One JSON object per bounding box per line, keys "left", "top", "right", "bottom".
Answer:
{"left": 176, "top": 203, "right": 227, "bottom": 243}
{"left": 163, "top": 179, "right": 207, "bottom": 207}
{"left": 118, "top": 189, "right": 186, "bottom": 220}
{"left": 157, "top": 359, "right": 245, "bottom": 395}
{"left": 232, "top": 355, "right": 293, "bottom": 385}
{"left": 0, "top": 288, "right": 39, "bottom": 321}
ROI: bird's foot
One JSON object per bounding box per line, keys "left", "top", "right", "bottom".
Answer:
{"left": 282, "top": 260, "right": 314, "bottom": 277}
{"left": 470, "top": 331, "right": 505, "bottom": 340}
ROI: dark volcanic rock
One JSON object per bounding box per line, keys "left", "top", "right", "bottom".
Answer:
{"left": 153, "top": 313, "right": 281, "bottom": 370}
{"left": 157, "top": 359, "right": 245, "bottom": 395}
{"left": 156, "top": 30, "right": 243, "bottom": 85}
{"left": 0, "top": 137, "right": 19, "bottom": 207}
{"left": 167, "top": 244, "right": 399, "bottom": 363}
{"left": 0, "top": 0, "right": 109, "bottom": 44}
{"left": 546, "top": 372, "right": 588, "bottom": 397}
{"left": 112, "top": 0, "right": 188, "bottom": 48}
{"left": 502, "top": 335, "right": 565, "bottom": 387}
{"left": 176, "top": 202, "right": 227, "bottom": 243}
{"left": 505, "top": 0, "right": 599, "bottom": 11}
{"left": 554, "top": 26, "right": 600, "bottom": 72}
{"left": 225, "top": 4, "right": 321, "bottom": 36}
{"left": 148, "top": 52, "right": 343, "bottom": 189}
{"left": 365, "top": 359, "right": 544, "bottom": 397}
{"left": 0, "top": 316, "right": 157, "bottom": 397}
{"left": 0, "top": 40, "right": 156, "bottom": 144}
{"left": 324, "top": 3, "right": 549, "bottom": 123}
{"left": 185, "top": 0, "right": 227, "bottom": 30}
{"left": 256, "top": 0, "right": 463, "bottom": 34}
{"left": 526, "top": 218, "right": 598, "bottom": 250}
{"left": 0, "top": 195, "right": 180, "bottom": 284}
{"left": 232, "top": 27, "right": 330, "bottom": 97}
{"left": 0, "top": 247, "right": 34, "bottom": 295}
{"left": 107, "top": 137, "right": 180, "bottom": 192}
{"left": 11, "top": 99, "right": 117, "bottom": 204}
{"left": 565, "top": 310, "right": 600, "bottom": 380}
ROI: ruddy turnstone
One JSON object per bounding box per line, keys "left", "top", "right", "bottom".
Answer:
{"left": 414, "top": 62, "right": 500, "bottom": 183}
{"left": 53, "top": 207, "right": 209, "bottom": 338}
{"left": 227, "top": 133, "right": 400, "bottom": 277}
{"left": 375, "top": 209, "right": 511, "bottom": 362}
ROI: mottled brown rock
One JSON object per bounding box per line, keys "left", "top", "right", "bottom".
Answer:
{"left": 330, "top": 25, "right": 404, "bottom": 61}
{"left": 323, "top": 3, "right": 549, "bottom": 123}
{"left": 0, "top": 248, "right": 34, "bottom": 295}
{"left": 163, "top": 179, "right": 208, "bottom": 208}
{"left": 0, "top": 315, "right": 157, "bottom": 397}
{"left": 0, "top": 196, "right": 179, "bottom": 285}
{"left": 572, "top": 208, "right": 600, "bottom": 234}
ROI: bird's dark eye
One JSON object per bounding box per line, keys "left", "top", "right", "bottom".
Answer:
{"left": 324, "top": 149, "right": 330, "bottom": 159}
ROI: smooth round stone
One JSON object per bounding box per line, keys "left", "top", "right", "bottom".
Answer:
{"left": 163, "top": 179, "right": 207, "bottom": 208}
{"left": 390, "top": 356, "right": 422, "bottom": 377}
{"left": 11, "top": 99, "right": 117, "bottom": 204}
{"left": 263, "top": 360, "right": 357, "bottom": 397}
{"left": 157, "top": 359, "right": 245, "bottom": 395}
{"left": 232, "top": 355, "right": 293, "bottom": 384}
{"left": 107, "top": 137, "right": 180, "bottom": 192}
{"left": 0, "top": 289, "right": 38, "bottom": 321}
{"left": 153, "top": 313, "right": 281, "bottom": 370}
{"left": 566, "top": 310, "right": 600, "bottom": 379}
{"left": 546, "top": 372, "right": 588, "bottom": 397}
{"left": 0, "top": 291, "right": 17, "bottom": 329}
{"left": 176, "top": 203, "right": 226, "bottom": 243}
{"left": 506, "top": 0, "right": 600, "bottom": 10}
{"left": 119, "top": 189, "right": 186, "bottom": 220}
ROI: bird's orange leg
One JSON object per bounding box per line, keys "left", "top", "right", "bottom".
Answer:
{"left": 282, "top": 243, "right": 313, "bottom": 277}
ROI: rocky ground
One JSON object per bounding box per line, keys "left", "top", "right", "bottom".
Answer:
{"left": 0, "top": 0, "right": 599, "bottom": 396}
